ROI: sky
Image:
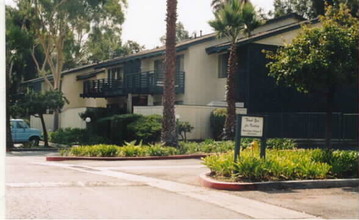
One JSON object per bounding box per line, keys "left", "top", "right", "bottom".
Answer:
{"left": 4, "top": 0, "right": 274, "bottom": 49}
{"left": 122, "top": 0, "right": 274, "bottom": 49}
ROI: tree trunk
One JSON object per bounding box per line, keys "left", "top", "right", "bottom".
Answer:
{"left": 161, "top": 0, "right": 178, "bottom": 147}
{"left": 223, "top": 42, "right": 238, "bottom": 140}
{"left": 325, "top": 86, "right": 335, "bottom": 149}
{"left": 39, "top": 113, "right": 49, "bottom": 147}
{"left": 6, "top": 60, "right": 14, "bottom": 152}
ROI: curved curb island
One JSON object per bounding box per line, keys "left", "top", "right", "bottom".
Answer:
{"left": 199, "top": 172, "right": 359, "bottom": 191}
{"left": 46, "top": 154, "right": 208, "bottom": 161}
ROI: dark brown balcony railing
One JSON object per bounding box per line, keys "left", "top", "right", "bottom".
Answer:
{"left": 80, "top": 71, "right": 185, "bottom": 98}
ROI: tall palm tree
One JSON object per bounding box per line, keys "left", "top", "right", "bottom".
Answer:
{"left": 211, "top": 0, "right": 249, "bottom": 12}
{"left": 161, "top": 0, "right": 178, "bottom": 147}
{"left": 209, "top": 0, "right": 260, "bottom": 139}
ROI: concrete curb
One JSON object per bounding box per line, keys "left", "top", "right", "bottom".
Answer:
{"left": 199, "top": 172, "right": 359, "bottom": 191}
{"left": 46, "top": 154, "right": 208, "bottom": 161}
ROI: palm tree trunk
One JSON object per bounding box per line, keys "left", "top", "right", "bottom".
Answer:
{"left": 223, "top": 42, "right": 238, "bottom": 140}
{"left": 161, "top": 0, "right": 178, "bottom": 147}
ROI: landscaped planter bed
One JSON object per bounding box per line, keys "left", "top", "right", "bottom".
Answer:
{"left": 199, "top": 172, "right": 359, "bottom": 190}
{"left": 202, "top": 148, "right": 359, "bottom": 184}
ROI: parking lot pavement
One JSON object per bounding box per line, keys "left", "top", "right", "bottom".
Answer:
{"left": 59, "top": 157, "right": 359, "bottom": 219}
{"left": 6, "top": 152, "right": 359, "bottom": 219}
{"left": 233, "top": 187, "right": 359, "bottom": 219}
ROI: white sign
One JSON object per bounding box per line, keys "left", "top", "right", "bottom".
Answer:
{"left": 241, "top": 116, "right": 264, "bottom": 137}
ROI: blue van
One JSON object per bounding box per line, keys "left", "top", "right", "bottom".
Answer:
{"left": 11, "top": 119, "right": 42, "bottom": 146}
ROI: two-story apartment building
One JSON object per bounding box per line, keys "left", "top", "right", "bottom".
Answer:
{"left": 25, "top": 13, "right": 357, "bottom": 140}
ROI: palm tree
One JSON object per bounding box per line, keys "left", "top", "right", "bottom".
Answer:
{"left": 209, "top": 0, "right": 260, "bottom": 140}
{"left": 161, "top": 0, "right": 178, "bottom": 147}
{"left": 211, "top": 0, "right": 249, "bottom": 12}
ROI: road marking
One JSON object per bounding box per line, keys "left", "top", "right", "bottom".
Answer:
{"left": 6, "top": 181, "right": 145, "bottom": 188}
{"left": 101, "top": 165, "right": 206, "bottom": 170}
{"left": 36, "top": 162, "right": 320, "bottom": 219}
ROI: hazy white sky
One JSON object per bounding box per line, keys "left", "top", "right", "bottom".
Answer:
{"left": 4, "top": 0, "right": 274, "bottom": 49}
{"left": 122, "top": 0, "right": 274, "bottom": 49}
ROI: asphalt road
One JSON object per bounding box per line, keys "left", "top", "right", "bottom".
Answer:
{"left": 5, "top": 151, "right": 359, "bottom": 219}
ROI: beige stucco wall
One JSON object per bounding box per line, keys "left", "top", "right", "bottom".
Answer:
{"left": 134, "top": 105, "right": 247, "bottom": 140}
{"left": 182, "top": 38, "right": 228, "bottom": 106}
{"left": 60, "top": 107, "right": 87, "bottom": 129}
{"left": 255, "top": 22, "right": 322, "bottom": 46}
{"left": 61, "top": 69, "right": 108, "bottom": 111}
{"left": 61, "top": 71, "right": 87, "bottom": 110}
{"left": 30, "top": 114, "right": 54, "bottom": 132}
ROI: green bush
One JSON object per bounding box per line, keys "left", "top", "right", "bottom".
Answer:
{"left": 145, "top": 144, "right": 179, "bottom": 156}
{"left": 107, "top": 114, "right": 143, "bottom": 144}
{"left": 60, "top": 143, "right": 179, "bottom": 157}
{"left": 312, "top": 149, "right": 359, "bottom": 178}
{"left": 79, "top": 108, "right": 114, "bottom": 138}
{"left": 179, "top": 140, "right": 234, "bottom": 154}
{"left": 177, "top": 121, "right": 194, "bottom": 141}
{"left": 266, "top": 138, "right": 296, "bottom": 150}
{"left": 50, "top": 128, "right": 109, "bottom": 145}
{"left": 127, "top": 114, "right": 162, "bottom": 144}
{"left": 61, "top": 144, "right": 119, "bottom": 157}
{"left": 202, "top": 148, "right": 358, "bottom": 181}
{"left": 202, "top": 153, "right": 234, "bottom": 178}
{"left": 210, "top": 108, "right": 226, "bottom": 140}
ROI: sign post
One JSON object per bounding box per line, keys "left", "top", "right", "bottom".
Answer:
{"left": 234, "top": 115, "right": 267, "bottom": 163}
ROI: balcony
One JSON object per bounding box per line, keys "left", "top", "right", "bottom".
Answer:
{"left": 80, "top": 71, "right": 185, "bottom": 98}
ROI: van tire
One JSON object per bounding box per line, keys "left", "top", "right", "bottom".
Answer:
{"left": 29, "top": 137, "right": 40, "bottom": 147}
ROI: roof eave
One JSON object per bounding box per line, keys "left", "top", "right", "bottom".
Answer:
{"left": 206, "top": 19, "right": 319, "bottom": 55}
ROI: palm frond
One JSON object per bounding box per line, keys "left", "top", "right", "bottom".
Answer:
{"left": 209, "top": 0, "right": 260, "bottom": 42}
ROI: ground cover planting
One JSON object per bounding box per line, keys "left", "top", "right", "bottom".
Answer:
{"left": 202, "top": 147, "right": 359, "bottom": 182}
{"left": 59, "top": 139, "right": 358, "bottom": 182}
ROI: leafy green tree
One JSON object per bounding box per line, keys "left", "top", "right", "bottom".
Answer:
{"left": 209, "top": 0, "right": 261, "bottom": 140}
{"left": 15, "top": 0, "right": 126, "bottom": 130}
{"left": 121, "top": 40, "right": 145, "bottom": 56}
{"left": 6, "top": 6, "right": 46, "bottom": 151}
{"left": 161, "top": 0, "right": 179, "bottom": 147}
{"left": 85, "top": 30, "right": 144, "bottom": 63}
{"left": 272, "top": 0, "right": 359, "bottom": 18}
{"left": 265, "top": 4, "right": 359, "bottom": 148}
{"left": 17, "top": 0, "right": 127, "bottom": 90}
{"left": 160, "top": 22, "right": 190, "bottom": 44}
{"left": 12, "top": 90, "right": 66, "bottom": 147}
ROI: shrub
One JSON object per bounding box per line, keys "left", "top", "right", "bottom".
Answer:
{"left": 50, "top": 128, "right": 109, "bottom": 145}
{"left": 127, "top": 114, "right": 162, "bottom": 144}
{"left": 177, "top": 121, "right": 194, "bottom": 141}
{"left": 202, "top": 148, "right": 353, "bottom": 181}
{"left": 202, "top": 152, "right": 234, "bottom": 178}
{"left": 145, "top": 144, "right": 179, "bottom": 156}
{"left": 266, "top": 138, "right": 296, "bottom": 150}
{"left": 61, "top": 143, "right": 180, "bottom": 157}
{"left": 312, "top": 149, "right": 359, "bottom": 178}
{"left": 210, "top": 108, "right": 226, "bottom": 140}
{"left": 61, "top": 144, "right": 119, "bottom": 157}
{"left": 108, "top": 114, "right": 143, "bottom": 144}
{"left": 179, "top": 140, "right": 234, "bottom": 154}
{"left": 79, "top": 108, "right": 114, "bottom": 138}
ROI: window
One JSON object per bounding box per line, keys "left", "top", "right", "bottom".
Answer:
{"left": 218, "top": 53, "right": 229, "bottom": 78}
{"left": 176, "top": 55, "right": 184, "bottom": 72}
{"left": 108, "top": 66, "right": 124, "bottom": 81}
{"left": 154, "top": 55, "right": 184, "bottom": 75}
{"left": 154, "top": 59, "right": 165, "bottom": 75}
{"left": 154, "top": 55, "right": 184, "bottom": 87}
